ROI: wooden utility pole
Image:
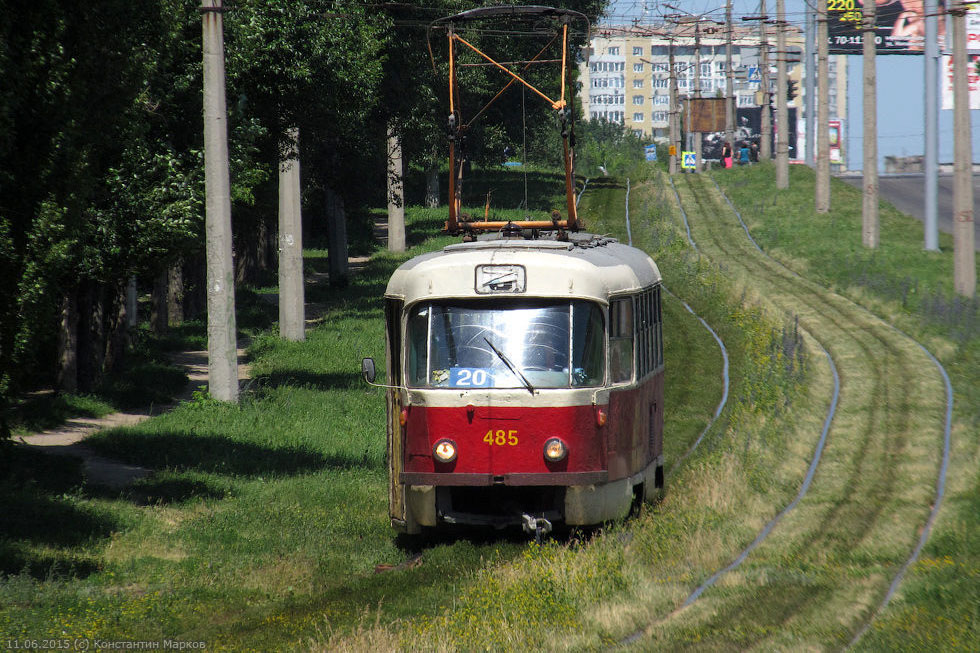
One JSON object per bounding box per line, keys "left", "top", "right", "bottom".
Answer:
{"left": 775, "top": 0, "right": 789, "bottom": 188}
{"left": 386, "top": 124, "right": 406, "bottom": 252}
{"left": 861, "top": 0, "right": 879, "bottom": 248}
{"left": 278, "top": 127, "right": 305, "bottom": 342}
{"left": 725, "top": 0, "right": 734, "bottom": 149}
{"left": 952, "top": 4, "right": 977, "bottom": 296}
{"left": 815, "top": 0, "right": 830, "bottom": 213}
{"left": 760, "top": 0, "right": 772, "bottom": 161}
{"left": 201, "top": 0, "right": 239, "bottom": 403}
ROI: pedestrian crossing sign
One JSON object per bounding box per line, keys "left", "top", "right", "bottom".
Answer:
{"left": 681, "top": 151, "right": 696, "bottom": 169}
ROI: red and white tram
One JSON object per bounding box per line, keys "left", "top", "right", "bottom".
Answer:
{"left": 363, "top": 232, "right": 664, "bottom": 535}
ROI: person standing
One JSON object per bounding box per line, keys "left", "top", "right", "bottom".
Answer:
{"left": 721, "top": 141, "right": 734, "bottom": 169}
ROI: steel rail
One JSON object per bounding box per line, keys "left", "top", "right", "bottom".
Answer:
{"left": 707, "top": 175, "right": 954, "bottom": 649}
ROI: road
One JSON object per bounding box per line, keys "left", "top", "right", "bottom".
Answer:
{"left": 839, "top": 173, "right": 980, "bottom": 251}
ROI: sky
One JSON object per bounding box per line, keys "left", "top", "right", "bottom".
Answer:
{"left": 603, "top": 0, "right": 978, "bottom": 171}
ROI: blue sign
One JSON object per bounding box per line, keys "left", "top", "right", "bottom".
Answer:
{"left": 681, "top": 151, "right": 697, "bottom": 169}
{"left": 644, "top": 144, "right": 658, "bottom": 162}
{"left": 747, "top": 66, "right": 761, "bottom": 84}
{"left": 449, "top": 367, "right": 494, "bottom": 388}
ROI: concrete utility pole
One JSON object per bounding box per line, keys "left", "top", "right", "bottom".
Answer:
{"left": 694, "top": 19, "right": 703, "bottom": 172}
{"left": 278, "top": 128, "right": 305, "bottom": 342}
{"left": 201, "top": 0, "right": 239, "bottom": 403}
{"left": 386, "top": 124, "right": 406, "bottom": 252}
{"left": 951, "top": 4, "right": 977, "bottom": 296}
{"left": 861, "top": 0, "right": 879, "bottom": 249}
{"left": 924, "top": 0, "right": 940, "bottom": 251}
{"left": 669, "top": 39, "right": 679, "bottom": 175}
{"left": 725, "top": 0, "right": 735, "bottom": 149}
{"left": 760, "top": 0, "right": 772, "bottom": 161}
{"left": 805, "top": 5, "right": 815, "bottom": 167}
{"left": 775, "top": 0, "right": 789, "bottom": 189}
{"left": 816, "top": 0, "right": 830, "bottom": 212}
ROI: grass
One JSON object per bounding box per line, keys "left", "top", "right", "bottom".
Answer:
{"left": 713, "top": 162, "right": 979, "bottom": 651}
{"left": 0, "top": 163, "right": 823, "bottom": 651}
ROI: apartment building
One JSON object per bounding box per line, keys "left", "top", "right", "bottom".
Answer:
{"left": 580, "top": 21, "right": 847, "bottom": 156}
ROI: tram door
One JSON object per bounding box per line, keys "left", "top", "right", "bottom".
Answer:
{"left": 385, "top": 299, "right": 406, "bottom": 523}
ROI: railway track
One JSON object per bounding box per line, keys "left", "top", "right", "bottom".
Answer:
{"left": 626, "top": 172, "right": 951, "bottom": 649}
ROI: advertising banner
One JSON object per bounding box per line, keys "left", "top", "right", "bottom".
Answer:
{"left": 828, "top": 120, "right": 843, "bottom": 164}
{"left": 826, "top": 0, "right": 945, "bottom": 55}
{"left": 941, "top": 54, "right": 980, "bottom": 110}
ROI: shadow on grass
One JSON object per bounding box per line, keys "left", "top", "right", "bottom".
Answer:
{"left": 110, "top": 475, "right": 228, "bottom": 506}
{"left": 0, "top": 447, "right": 114, "bottom": 579}
{"left": 86, "top": 430, "right": 378, "bottom": 476}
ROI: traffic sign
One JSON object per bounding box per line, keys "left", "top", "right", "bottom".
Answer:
{"left": 747, "top": 66, "right": 761, "bottom": 84}
{"left": 644, "top": 144, "right": 658, "bottom": 162}
{"left": 681, "top": 151, "right": 696, "bottom": 169}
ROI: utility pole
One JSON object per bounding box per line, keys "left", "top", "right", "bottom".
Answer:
{"left": 816, "top": 0, "right": 830, "bottom": 213}
{"left": 278, "top": 127, "right": 305, "bottom": 342}
{"left": 805, "top": 4, "right": 815, "bottom": 167}
{"left": 201, "top": 0, "right": 239, "bottom": 403}
{"left": 775, "top": 0, "right": 789, "bottom": 188}
{"left": 760, "top": 0, "right": 772, "bottom": 161}
{"left": 861, "top": 0, "right": 879, "bottom": 248}
{"left": 694, "top": 19, "right": 703, "bottom": 172}
{"left": 924, "top": 0, "right": 940, "bottom": 251}
{"left": 725, "top": 0, "right": 735, "bottom": 149}
{"left": 669, "top": 38, "right": 679, "bottom": 175}
{"left": 951, "top": 3, "right": 977, "bottom": 296}
{"left": 387, "top": 124, "right": 406, "bottom": 252}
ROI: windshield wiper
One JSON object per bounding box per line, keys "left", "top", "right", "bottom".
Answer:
{"left": 483, "top": 337, "right": 535, "bottom": 395}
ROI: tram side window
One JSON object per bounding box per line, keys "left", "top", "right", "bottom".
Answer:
{"left": 609, "top": 298, "right": 634, "bottom": 383}
{"left": 654, "top": 286, "right": 663, "bottom": 369}
{"left": 635, "top": 287, "right": 661, "bottom": 378}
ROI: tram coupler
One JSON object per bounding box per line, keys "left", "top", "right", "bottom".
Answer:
{"left": 521, "top": 513, "right": 553, "bottom": 544}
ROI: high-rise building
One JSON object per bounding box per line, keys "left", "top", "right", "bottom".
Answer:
{"left": 579, "top": 21, "right": 846, "bottom": 157}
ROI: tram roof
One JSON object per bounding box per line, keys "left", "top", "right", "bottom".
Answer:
{"left": 385, "top": 232, "right": 661, "bottom": 305}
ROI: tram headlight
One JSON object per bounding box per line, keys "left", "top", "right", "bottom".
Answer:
{"left": 433, "top": 439, "right": 457, "bottom": 463}
{"left": 543, "top": 438, "right": 568, "bottom": 462}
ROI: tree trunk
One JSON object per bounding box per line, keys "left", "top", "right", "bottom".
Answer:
{"left": 168, "top": 260, "right": 184, "bottom": 327}
{"left": 387, "top": 123, "right": 406, "bottom": 252}
{"left": 184, "top": 258, "right": 206, "bottom": 321}
{"left": 56, "top": 289, "right": 79, "bottom": 394}
{"left": 77, "top": 283, "right": 105, "bottom": 393}
{"left": 424, "top": 164, "right": 440, "bottom": 208}
{"left": 151, "top": 268, "right": 169, "bottom": 335}
{"left": 325, "top": 187, "right": 349, "bottom": 287}
{"left": 104, "top": 282, "right": 129, "bottom": 375}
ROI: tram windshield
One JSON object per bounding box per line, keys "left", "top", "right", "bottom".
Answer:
{"left": 406, "top": 300, "right": 605, "bottom": 389}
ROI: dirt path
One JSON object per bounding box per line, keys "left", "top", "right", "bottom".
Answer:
{"left": 17, "top": 349, "right": 251, "bottom": 488}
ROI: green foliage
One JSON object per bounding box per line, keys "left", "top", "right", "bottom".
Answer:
{"left": 572, "top": 118, "right": 649, "bottom": 179}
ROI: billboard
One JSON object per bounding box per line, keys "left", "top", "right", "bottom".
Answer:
{"left": 826, "top": 0, "right": 945, "bottom": 55}
{"left": 941, "top": 54, "right": 980, "bottom": 110}
{"left": 701, "top": 107, "right": 798, "bottom": 162}
{"left": 685, "top": 97, "right": 727, "bottom": 133}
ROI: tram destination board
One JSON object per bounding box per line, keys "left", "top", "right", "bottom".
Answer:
{"left": 826, "top": 0, "right": 938, "bottom": 55}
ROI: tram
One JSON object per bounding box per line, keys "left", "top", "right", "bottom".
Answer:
{"left": 359, "top": 6, "right": 664, "bottom": 536}
{"left": 362, "top": 231, "right": 664, "bottom": 535}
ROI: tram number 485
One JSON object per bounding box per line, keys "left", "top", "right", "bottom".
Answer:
{"left": 484, "top": 429, "right": 519, "bottom": 446}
